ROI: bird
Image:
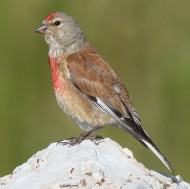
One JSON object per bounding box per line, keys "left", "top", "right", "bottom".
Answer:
{"left": 35, "top": 12, "right": 174, "bottom": 174}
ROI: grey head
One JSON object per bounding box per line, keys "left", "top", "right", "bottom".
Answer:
{"left": 36, "top": 12, "right": 86, "bottom": 56}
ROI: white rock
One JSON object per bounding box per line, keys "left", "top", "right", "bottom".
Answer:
{"left": 0, "top": 138, "right": 189, "bottom": 189}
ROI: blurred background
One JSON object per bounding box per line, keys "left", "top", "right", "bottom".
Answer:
{"left": 0, "top": 0, "right": 190, "bottom": 181}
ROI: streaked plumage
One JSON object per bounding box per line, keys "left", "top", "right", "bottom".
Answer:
{"left": 36, "top": 12, "right": 174, "bottom": 174}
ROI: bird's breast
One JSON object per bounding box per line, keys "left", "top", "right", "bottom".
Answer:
{"left": 48, "top": 56, "right": 115, "bottom": 131}
{"left": 49, "top": 56, "right": 65, "bottom": 93}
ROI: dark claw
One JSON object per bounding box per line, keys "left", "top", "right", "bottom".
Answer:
{"left": 56, "top": 137, "right": 75, "bottom": 146}
{"left": 90, "top": 135, "right": 104, "bottom": 145}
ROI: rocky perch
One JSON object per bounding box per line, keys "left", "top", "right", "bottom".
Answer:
{"left": 0, "top": 138, "right": 189, "bottom": 189}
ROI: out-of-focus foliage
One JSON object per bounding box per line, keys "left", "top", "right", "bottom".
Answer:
{"left": 0, "top": 0, "right": 189, "bottom": 181}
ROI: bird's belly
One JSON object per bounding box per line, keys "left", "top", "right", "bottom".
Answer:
{"left": 55, "top": 90, "right": 115, "bottom": 131}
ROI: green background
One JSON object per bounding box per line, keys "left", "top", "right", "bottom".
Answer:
{"left": 0, "top": 0, "right": 189, "bottom": 181}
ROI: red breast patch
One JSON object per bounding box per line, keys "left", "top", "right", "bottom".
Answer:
{"left": 49, "top": 56, "right": 64, "bottom": 93}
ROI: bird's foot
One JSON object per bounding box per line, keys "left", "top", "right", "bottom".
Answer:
{"left": 57, "top": 126, "right": 104, "bottom": 147}
{"left": 57, "top": 137, "right": 75, "bottom": 146}
{"left": 57, "top": 135, "right": 104, "bottom": 147}
{"left": 57, "top": 131, "right": 92, "bottom": 147}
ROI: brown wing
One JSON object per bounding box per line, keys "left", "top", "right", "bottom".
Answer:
{"left": 67, "top": 46, "right": 120, "bottom": 97}
{"left": 66, "top": 45, "right": 131, "bottom": 114}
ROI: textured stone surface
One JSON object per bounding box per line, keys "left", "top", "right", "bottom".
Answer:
{"left": 0, "top": 138, "right": 189, "bottom": 189}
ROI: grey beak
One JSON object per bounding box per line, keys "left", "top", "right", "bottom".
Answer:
{"left": 35, "top": 24, "right": 47, "bottom": 34}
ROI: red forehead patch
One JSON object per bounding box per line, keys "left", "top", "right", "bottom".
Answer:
{"left": 45, "top": 13, "right": 57, "bottom": 21}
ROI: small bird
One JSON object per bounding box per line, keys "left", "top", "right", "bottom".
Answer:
{"left": 36, "top": 12, "right": 174, "bottom": 174}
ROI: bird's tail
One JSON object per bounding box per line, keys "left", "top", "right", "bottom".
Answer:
{"left": 117, "top": 119, "right": 175, "bottom": 174}
{"left": 141, "top": 138, "right": 175, "bottom": 175}
{"left": 119, "top": 108, "right": 175, "bottom": 174}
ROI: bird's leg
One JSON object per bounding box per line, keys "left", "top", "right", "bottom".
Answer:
{"left": 57, "top": 126, "right": 103, "bottom": 147}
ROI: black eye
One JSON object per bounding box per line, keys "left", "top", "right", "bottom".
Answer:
{"left": 54, "top": 21, "right": 61, "bottom": 26}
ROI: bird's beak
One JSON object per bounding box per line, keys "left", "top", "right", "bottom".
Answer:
{"left": 35, "top": 24, "right": 47, "bottom": 34}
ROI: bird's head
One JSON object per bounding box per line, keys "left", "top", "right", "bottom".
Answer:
{"left": 36, "top": 12, "right": 86, "bottom": 55}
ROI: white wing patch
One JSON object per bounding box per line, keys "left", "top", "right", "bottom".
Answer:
{"left": 96, "top": 98, "right": 134, "bottom": 134}
{"left": 113, "top": 84, "right": 121, "bottom": 94}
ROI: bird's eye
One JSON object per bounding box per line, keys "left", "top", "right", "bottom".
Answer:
{"left": 54, "top": 21, "right": 61, "bottom": 26}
